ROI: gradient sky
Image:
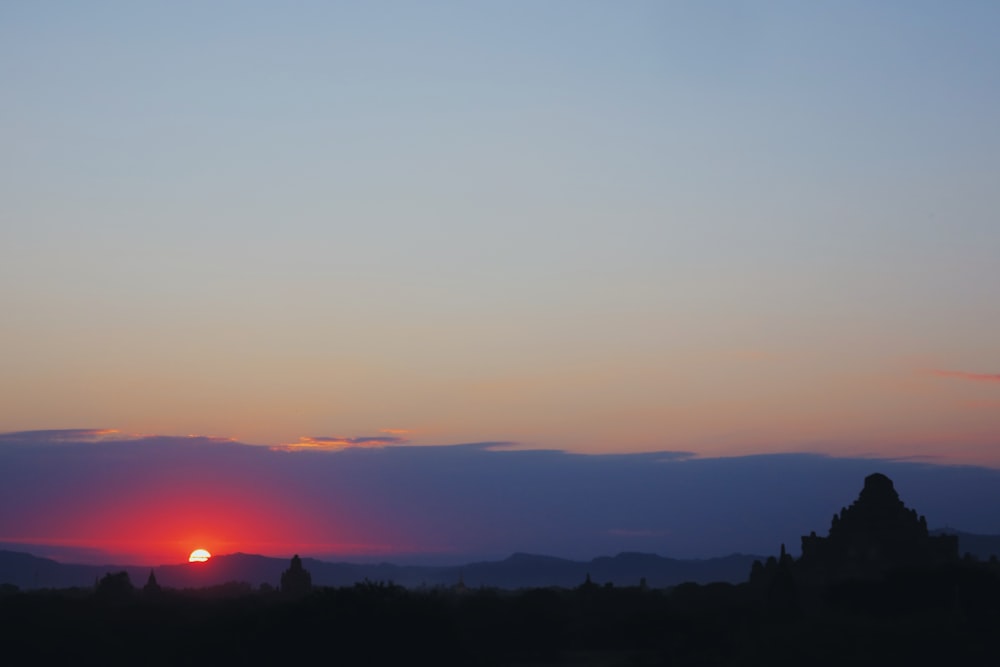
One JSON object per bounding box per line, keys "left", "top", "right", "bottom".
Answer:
{"left": 2, "top": 3, "right": 1000, "bottom": 562}
{"left": 3, "top": 2, "right": 1000, "bottom": 460}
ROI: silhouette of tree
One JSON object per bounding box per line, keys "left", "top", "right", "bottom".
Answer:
{"left": 95, "top": 571, "right": 133, "bottom": 602}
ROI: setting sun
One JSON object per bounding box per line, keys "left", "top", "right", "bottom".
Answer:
{"left": 188, "top": 548, "right": 211, "bottom": 563}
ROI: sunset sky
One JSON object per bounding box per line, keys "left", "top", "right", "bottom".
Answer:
{"left": 2, "top": 2, "right": 1000, "bottom": 564}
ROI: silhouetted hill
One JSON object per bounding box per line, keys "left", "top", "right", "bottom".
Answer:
{"left": 154, "top": 552, "right": 286, "bottom": 589}
{"left": 0, "top": 549, "right": 761, "bottom": 591}
{"left": 0, "top": 551, "right": 146, "bottom": 590}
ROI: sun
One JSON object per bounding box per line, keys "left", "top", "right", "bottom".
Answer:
{"left": 188, "top": 548, "right": 212, "bottom": 563}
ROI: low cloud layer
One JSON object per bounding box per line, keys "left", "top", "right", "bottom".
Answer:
{"left": 2, "top": 430, "right": 1000, "bottom": 565}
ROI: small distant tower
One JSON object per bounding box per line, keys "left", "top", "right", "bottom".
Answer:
{"left": 280, "top": 554, "right": 312, "bottom": 598}
{"left": 143, "top": 569, "right": 162, "bottom": 596}
{"left": 579, "top": 572, "right": 598, "bottom": 591}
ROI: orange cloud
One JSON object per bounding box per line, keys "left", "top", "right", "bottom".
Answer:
{"left": 184, "top": 434, "right": 237, "bottom": 442}
{"left": 930, "top": 369, "right": 1000, "bottom": 383}
{"left": 272, "top": 434, "right": 409, "bottom": 452}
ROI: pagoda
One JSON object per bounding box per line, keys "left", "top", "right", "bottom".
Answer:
{"left": 798, "top": 473, "right": 958, "bottom": 584}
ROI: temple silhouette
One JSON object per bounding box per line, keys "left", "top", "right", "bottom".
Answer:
{"left": 799, "top": 472, "right": 958, "bottom": 583}
{"left": 752, "top": 473, "right": 960, "bottom": 593}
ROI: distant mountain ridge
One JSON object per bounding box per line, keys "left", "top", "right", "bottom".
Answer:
{"left": 6, "top": 530, "right": 997, "bottom": 592}
{"left": 0, "top": 549, "right": 762, "bottom": 591}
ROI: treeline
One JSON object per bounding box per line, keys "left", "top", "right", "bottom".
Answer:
{"left": 2, "top": 566, "right": 1000, "bottom": 665}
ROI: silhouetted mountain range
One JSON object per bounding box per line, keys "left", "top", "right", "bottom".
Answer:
{"left": 4, "top": 529, "right": 998, "bottom": 592}
{"left": 0, "top": 549, "right": 762, "bottom": 591}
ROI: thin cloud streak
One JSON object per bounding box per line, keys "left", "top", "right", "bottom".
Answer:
{"left": 0, "top": 429, "right": 122, "bottom": 443}
{"left": 931, "top": 369, "right": 1000, "bottom": 383}
{"left": 608, "top": 529, "right": 669, "bottom": 538}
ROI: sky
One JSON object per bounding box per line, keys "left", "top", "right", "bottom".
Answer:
{"left": 1, "top": 2, "right": 999, "bottom": 563}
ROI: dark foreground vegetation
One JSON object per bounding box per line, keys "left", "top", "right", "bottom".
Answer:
{"left": 2, "top": 562, "right": 1000, "bottom": 667}
{"left": 5, "top": 474, "right": 996, "bottom": 665}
